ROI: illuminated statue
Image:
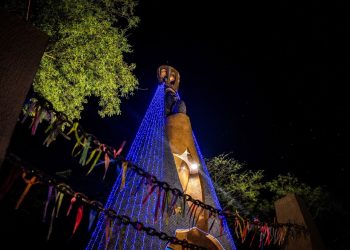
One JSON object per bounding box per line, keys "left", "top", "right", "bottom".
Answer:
{"left": 158, "top": 65, "right": 224, "bottom": 250}
{"left": 87, "top": 65, "right": 236, "bottom": 250}
{"left": 157, "top": 65, "right": 186, "bottom": 116}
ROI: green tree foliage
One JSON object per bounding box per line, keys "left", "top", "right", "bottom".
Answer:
{"left": 206, "top": 153, "right": 350, "bottom": 249}
{"left": 265, "top": 174, "right": 327, "bottom": 218}
{"left": 4, "top": 0, "right": 139, "bottom": 121}
{"left": 206, "top": 153, "right": 328, "bottom": 219}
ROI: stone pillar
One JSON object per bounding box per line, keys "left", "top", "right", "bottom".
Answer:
{"left": 0, "top": 9, "right": 48, "bottom": 168}
{"left": 274, "top": 193, "right": 326, "bottom": 250}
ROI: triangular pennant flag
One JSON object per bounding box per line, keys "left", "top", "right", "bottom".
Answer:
{"left": 55, "top": 191, "right": 64, "bottom": 218}
{"left": 15, "top": 172, "right": 39, "bottom": 210}
{"left": 102, "top": 149, "right": 110, "bottom": 180}
{"left": 119, "top": 161, "right": 128, "bottom": 190}
{"left": 88, "top": 209, "right": 97, "bottom": 232}
{"left": 66, "top": 196, "right": 77, "bottom": 216}
{"left": 43, "top": 185, "right": 54, "bottom": 222}
{"left": 72, "top": 205, "right": 84, "bottom": 236}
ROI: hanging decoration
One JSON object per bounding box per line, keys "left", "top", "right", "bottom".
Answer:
{"left": 4, "top": 156, "right": 207, "bottom": 250}
{"left": 42, "top": 185, "right": 54, "bottom": 222}
{"left": 20, "top": 97, "right": 236, "bottom": 223}
{"left": 5, "top": 152, "right": 307, "bottom": 249}
{"left": 43, "top": 113, "right": 70, "bottom": 147}
{"left": 72, "top": 203, "right": 84, "bottom": 236}
{"left": 88, "top": 201, "right": 102, "bottom": 232}
{"left": 21, "top": 98, "right": 129, "bottom": 180}
{"left": 119, "top": 161, "right": 128, "bottom": 190}
{"left": 15, "top": 172, "right": 39, "bottom": 209}
{"left": 17, "top": 97, "right": 308, "bottom": 248}
{"left": 47, "top": 192, "right": 57, "bottom": 240}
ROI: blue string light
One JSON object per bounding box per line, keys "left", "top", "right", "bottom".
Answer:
{"left": 193, "top": 134, "right": 237, "bottom": 250}
{"left": 87, "top": 85, "right": 166, "bottom": 249}
{"left": 87, "top": 84, "right": 236, "bottom": 250}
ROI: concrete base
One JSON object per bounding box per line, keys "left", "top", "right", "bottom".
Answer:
{"left": 168, "top": 227, "right": 224, "bottom": 250}
{"left": 274, "top": 193, "right": 326, "bottom": 250}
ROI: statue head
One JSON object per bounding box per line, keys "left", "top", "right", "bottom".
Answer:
{"left": 157, "top": 65, "right": 180, "bottom": 91}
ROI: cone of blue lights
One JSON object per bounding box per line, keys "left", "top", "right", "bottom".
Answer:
{"left": 87, "top": 66, "right": 236, "bottom": 250}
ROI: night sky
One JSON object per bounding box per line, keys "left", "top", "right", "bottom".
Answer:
{"left": 0, "top": 1, "right": 348, "bottom": 249}
{"left": 81, "top": 0, "right": 348, "bottom": 191}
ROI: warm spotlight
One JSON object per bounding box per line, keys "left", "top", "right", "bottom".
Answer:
{"left": 189, "top": 163, "right": 199, "bottom": 174}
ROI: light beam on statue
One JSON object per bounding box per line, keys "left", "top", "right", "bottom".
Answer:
{"left": 161, "top": 65, "right": 235, "bottom": 250}
{"left": 189, "top": 163, "right": 199, "bottom": 175}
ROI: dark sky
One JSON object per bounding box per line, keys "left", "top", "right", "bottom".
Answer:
{"left": 1, "top": 1, "right": 348, "bottom": 249}
{"left": 81, "top": 0, "right": 348, "bottom": 191}
{"left": 4, "top": 1, "right": 345, "bottom": 191}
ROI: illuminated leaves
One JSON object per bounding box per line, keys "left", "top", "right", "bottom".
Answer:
{"left": 32, "top": 0, "right": 139, "bottom": 121}
{"left": 206, "top": 153, "right": 327, "bottom": 218}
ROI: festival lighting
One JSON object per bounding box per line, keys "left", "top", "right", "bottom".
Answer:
{"left": 87, "top": 84, "right": 166, "bottom": 250}
{"left": 87, "top": 85, "right": 236, "bottom": 250}
{"left": 193, "top": 133, "right": 237, "bottom": 249}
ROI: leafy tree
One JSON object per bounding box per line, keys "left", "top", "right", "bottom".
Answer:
{"left": 206, "top": 153, "right": 350, "bottom": 249}
{"left": 265, "top": 173, "right": 327, "bottom": 218}
{"left": 206, "top": 153, "right": 328, "bottom": 219}
{"left": 3, "top": 0, "right": 139, "bottom": 121}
